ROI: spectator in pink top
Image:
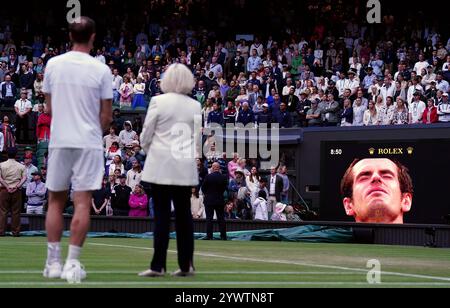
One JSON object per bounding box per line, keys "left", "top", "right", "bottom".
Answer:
{"left": 128, "top": 184, "right": 148, "bottom": 217}
{"left": 227, "top": 153, "right": 239, "bottom": 180}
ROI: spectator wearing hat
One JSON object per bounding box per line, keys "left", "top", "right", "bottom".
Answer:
{"left": 347, "top": 70, "right": 360, "bottom": 96}
{"left": 257, "top": 103, "right": 272, "bottom": 126}
{"left": 22, "top": 150, "right": 38, "bottom": 189}
{"left": 111, "top": 174, "right": 131, "bottom": 217}
{"left": 0, "top": 148, "right": 27, "bottom": 236}
{"left": 407, "top": 77, "right": 424, "bottom": 104}
{"left": 119, "top": 121, "right": 137, "bottom": 149}
{"left": 128, "top": 184, "right": 148, "bottom": 217}
{"left": 437, "top": 93, "right": 450, "bottom": 123}
{"left": 25, "top": 170, "right": 47, "bottom": 215}
{"left": 14, "top": 90, "right": 32, "bottom": 143}
{"left": 271, "top": 203, "right": 287, "bottom": 222}
{"left": 425, "top": 81, "right": 439, "bottom": 100}
{"left": 409, "top": 92, "right": 426, "bottom": 124}
{"left": 306, "top": 99, "right": 323, "bottom": 127}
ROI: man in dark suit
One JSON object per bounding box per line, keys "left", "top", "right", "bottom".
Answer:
{"left": 0, "top": 75, "right": 18, "bottom": 108}
{"left": 267, "top": 166, "right": 284, "bottom": 215}
{"left": 201, "top": 163, "right": 228, "bottom": 240}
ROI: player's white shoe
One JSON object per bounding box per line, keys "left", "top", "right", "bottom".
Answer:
{"left": 43, "top": 262, "right": 63, "bottom": 279}
{"left": 60, "top": 260, "right": 87, "bottom": 283}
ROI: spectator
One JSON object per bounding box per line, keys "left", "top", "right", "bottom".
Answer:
{"left": 91, "top": 177, "right": 111, "bottom": 216}
{"left": 364, "top": 101, "right": 380, "bottom": 126}
{"left": 257, "top": 103, "right": 273, "bottom": 126}
{"left": 252, "top": 190, "right": 269, "bottom": 221}
{"left": 380, "top": 96, "right": 396, "bottom": 125}
{"left": 392, "top": 98, "right": 409, "bottom": 125}
{"left": 236, "top": 186, "right": 252, "bottom": 220}
{"left": 223, "top": 101, "right": 237, "bottom": 125}
{"left": 119, "top": 121, "right": 137, "bottom": 149}
{"left": 112, "top": 69, "right": 123, "bottom": 106}
{"left": 437, "top": 93, "right": 450, "bottom": 123}
{"left": 26, "top": 171, "right": 47, "bottom": 215}
{"left": 275, "top": 102, "right": 293, "bottom": 128}
{"left": 36, "top": 104, "right": 51, "bottom": 143}
{"left": 14, "top": 91, "right": 32, "bottom": 143}
{"left": 128, "top": 184, "right": 148, "bottom": 217}
{"left": 271, "top": 203, "right": 287, "bottom": 222}
{"left": 409, "top": 92, "right": 426, "bottom": 124}
{"left": 422, "top": 99, "right": 438, "bottom": 124}
{"left": 247, "top": 49, "right": 262, "bottom": 73}
{"left": 286, "top": 205, "right": 302, "bottom": 222}
{"left": 0, "top": 128, "right": 3, "bottom": 157}
{"left": 227, "top": 153, "right": 239, "bottom": 181}
{"left": 119, "top": 75, "right": 134, "bottom": 109}
{"left": 246, "top": 166, "right": 260, "bottom": 204}
{"left": 306, "top": 99, "right": 323, "bottom": 127}
{"left": 321, "top": 94, "right": 340, "bottom": 126}
{"left": 132, "top": 76, "right": 146, "bottom": 109}
{"left": 126, "top": 158, "right": 142, "bottom": 190}
{"left": 224, "top": 201, "right": 238, "bottom": 220}
{"left": 103, "top": 126, "right": 120, "bottom": 152}
{"left": 236, "top": 102, "right": 255, "bottom": 127}
{"left": 207, "top": 102, "right": 224, "bottom": 127}
{"left": 0, "top": 147, "right": 27, "bottom": 237}
{"left": 352, "top": 98, "right": 367, "bottom": 126}
{"left": 278, "top": 165, "right": 290, "bottom": 204}
{"left": 108, "top": 155, "right": 125, "bottom": 177}
{"left": 112, "top": 109, "right": 125, "bottom": 135}
{"left": 267, "top": 166, "right": 284, "bottom": 215}
{"left": 340, "top": 99, "right": 354, "bottom": 127}
{"left": 0, "top": 75, "right": 17, "bottom": 107}
{"left": 111, "top": 174, "right": 132, "bottom": 217}
{"left": 190, "top": 187, "right": 205, "bottom": 219}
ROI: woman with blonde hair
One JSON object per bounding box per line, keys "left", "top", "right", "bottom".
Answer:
{"left": 139, "top": 63, "right": 200, "bottom": 278}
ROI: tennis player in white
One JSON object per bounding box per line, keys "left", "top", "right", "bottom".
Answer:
{"left": 42, "top": 17, "right": 113, "bottom": 281}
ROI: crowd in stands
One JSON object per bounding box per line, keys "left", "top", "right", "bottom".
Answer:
{"left": 0, "top": 0, "right": 449, "bottom": 221}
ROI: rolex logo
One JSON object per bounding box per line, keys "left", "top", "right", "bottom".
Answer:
{"left": 369, "top": 148, "right": 375, "bottom": 155}
{"left": 407, "top": 147, "right": 414, "bottom": 155}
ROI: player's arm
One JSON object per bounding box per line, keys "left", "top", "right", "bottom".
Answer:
{"left": 100, "top": 99, "right": 113, "bottom": 131}
{"left": 44, "top": 94, "right": 52, "bottom": 116}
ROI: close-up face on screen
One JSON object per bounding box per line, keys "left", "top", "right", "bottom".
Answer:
{"left": 1, "top": 0, "right": 450, "bottom": 294}
{"left": 320, "top": 140, "right": 450, "bottom": 224}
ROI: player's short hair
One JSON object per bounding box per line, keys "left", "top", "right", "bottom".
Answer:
{"left": 69, "top": 16, "right": 96, "bottom": 44}
{"left": 340, "top": 158, "right": 414, "bottom": 199}
{"left": 160, "top": 63, "right": 195, "bottom": 95}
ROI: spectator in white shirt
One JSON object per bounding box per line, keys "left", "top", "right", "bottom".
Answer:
{"left": 413, "top": 54, "right": 429, "bottom": 77}
{"left": 409, "top": 92, "right": 426, "bottom": 124}
{"left": 14, "top": 91, "right": 32, "bottom": 143}
{"left": 380, "top": 77, "right": 396, "bottom": 105}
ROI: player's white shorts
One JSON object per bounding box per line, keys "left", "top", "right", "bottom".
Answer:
{"left": 46, "top": 148, "right": 104, "bottom": 192}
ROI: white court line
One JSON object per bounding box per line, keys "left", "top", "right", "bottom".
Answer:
{"left": 0, "top": 271, "right": 358, "bottom": 275}
{"left": 0, "top": 281, "right": 450, "bottom": 287}
{"left": 89, "top": 243, "right": 450, "bottom": 282}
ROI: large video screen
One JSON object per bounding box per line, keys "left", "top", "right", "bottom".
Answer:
{"left": 320, "top": 140, "right": 450, "bottom": 224}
